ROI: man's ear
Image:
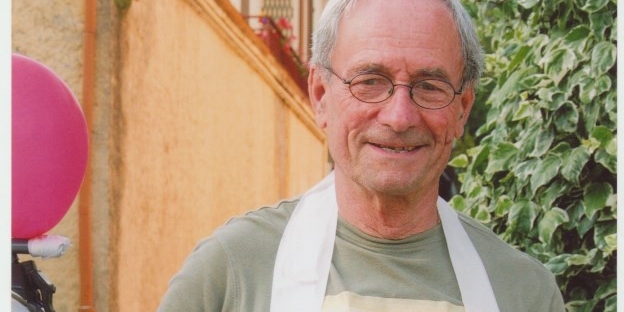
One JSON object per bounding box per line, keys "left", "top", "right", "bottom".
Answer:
{"left": 454, "top": 83, "right": 475, "bottom": 139}
{"left": 308, "top": 66, "right": 328, "bottom": 129}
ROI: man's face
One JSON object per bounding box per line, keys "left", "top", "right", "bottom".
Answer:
{"left": 310, "top": 0, "right": 474, "bottom": 197}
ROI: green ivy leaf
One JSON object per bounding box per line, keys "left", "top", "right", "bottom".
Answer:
{"left": 580, "top": 75, "right": 612, "bottom": 104}
{"left": 578, "top": 0, "right": 610, "bottom": 13}
{"left": 507, "top": 199, "right": 539, "bottom": 234}
{"left": 538, "top": 207, "right": 569, "bottom": 243}
{"left": 602, "top": 233, "right": 616, "bottom": 255}
{"left": 553, "top": 101, "right": 579, "bottom": 132}
{"left": 466, "top": 145, "right": 489, "bottom": 173}
{"left": 605, "top": 135, "right": 616, "bottom": 156}
{"left": 594, "top": 278, "right": 616, "bottom": 300}
{"left": 467, "top": 182, "right": 488, "bottom": 199}
{"left": 530, "top": 155, "right": 562, "bottom": 193}
{"left": 565, "top": 299, "right": 597, "bottom": 312}
{"left": 588, "top": 248, "right": 606, "bottom": 272}
{"left": 520, "top": 73, "right": 552, "bottom": 89}
{"left": 577, "top": 215, "right": 597, "bottom": 238}
{"left": 513, "top": 159, "right": 538, "bottom": 182}
{"left": 591, "top": 126, "right": 614, "bottom": 147}
{"left": 594, "top": 75, "right": 612, "bottom": 98}
{"left": 595, "top": 148, "right": 616, "bottom": 174}
{"left": 594, "top": 221, "right": 616, "bottom": 254}
{"left": 541, "top": 46, "right": 576, "bottom": 85}
{"left": 485, "top": 142, "right": 519, "bottom": 174}
{"left": 449, "top": 154, "right": 469, "bottom": 168}
{"left": 561, "top": 146, "right": 591, "bottom": 184}
{"left": 563, "top": 25, "right": 591, "bottom": 51}
{"left": 512, "top": 100, "right": 539, "bottom": 121}
{"left": 449, "top": 195, "right": 466, "bottom": 212}
{"left": 474, "top": 204, "right": 492, "bottom": 223}
{"left": 582, "top": 137, "right": 602, "bottom": 154}
{"left": 589, "top": 11, "right": 613, "bottom": 38}
{"left": 539, "top": 91, "right": 567, "bottom": 111}
{"left": 583, "top": 182, "right": 613, "bottom": 218}
{"left": 604, "top": 92, "right": 617, "bottom": 126}
{"left": 581, "top": 99, "right": 600, "bottom": 134}
{"left": 517, "top": 0, "right": 539, "bottom": 8}
{"left": 590, "top": 42, "right": 616, "bottom": 76}
{"left": 508, "top": 45, "right": 532, "bottom": 72}
{"left": 536, "top": 87, "right": 554, "bottom": 103}
{"left": 540, "top": 180, "right": 570, "bottom": 208}
{"left": 529, "top": 128, "right": 554, "bottom": 158}
{"left": 549, "top": 142, "right": 572, "bottom": 157}
{"left": 494, "top": 196, "right": 514, "bottom": 217}
{"left": 545, "top": 254, "right": 569, "bottom": 275}
{"left": 489, "top": 67, "right": 534, "bottom": 106}
{"left": 604, "top": 295, "right": 617, "bottom": 312}
{"left": 460, "top": 177, "right": 479, "bottom": 199}
{"left": 566, "top": 253, "right": 590, "bottom": 266}
{"left": 597, "top": 202, "right": 616, "bottom": 221}
{"left": 568, "top": 68, "right": 591, "bottom": 95}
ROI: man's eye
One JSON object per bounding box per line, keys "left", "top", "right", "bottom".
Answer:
{"left": 362, "top": 78, "right": 382, "bottom": 85}
{"left": 415, "top": 81, "right": 444, "bottom": 92}
{"left": 352, "top": 74, "right": 389, "bottom": 86}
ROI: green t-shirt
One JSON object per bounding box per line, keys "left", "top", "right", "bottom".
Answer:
{"left": 157, "top": 199, "right": 565, "bottom": 311}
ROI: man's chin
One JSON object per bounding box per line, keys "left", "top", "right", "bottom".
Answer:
{"left": 357, "top": 172, "right": 427, "bottom": 197}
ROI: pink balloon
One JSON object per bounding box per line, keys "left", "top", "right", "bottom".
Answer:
{"left": 12, "top": 53, "right": 89, "bottom": 239}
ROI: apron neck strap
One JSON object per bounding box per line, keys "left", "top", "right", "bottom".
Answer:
{"left": 271, "top": 172, "right": 500, "bottom": 312}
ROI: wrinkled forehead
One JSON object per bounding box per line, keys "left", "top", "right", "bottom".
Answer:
{"left": 333, "top": 0, "right": 464, "bottom": 75}
{"left": 339, "top": 0, "right": 458, "bottom": 36}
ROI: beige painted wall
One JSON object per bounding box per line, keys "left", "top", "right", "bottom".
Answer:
{"left": 113, "top": 1, "right": 327, "bottom": 310}
{"left": 13, "top": 0, "right": 328, "bottom": 311}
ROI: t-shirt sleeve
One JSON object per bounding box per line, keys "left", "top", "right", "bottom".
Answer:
{"left": 540, "top": 274, "right": 566, "bottom": 312}
{"left": 156, "top": 236, "right": 232, "bottom": 312}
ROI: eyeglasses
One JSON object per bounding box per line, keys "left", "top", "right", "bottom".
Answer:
{"left": 325, "top": 67, "right": 464, "bottom": 110}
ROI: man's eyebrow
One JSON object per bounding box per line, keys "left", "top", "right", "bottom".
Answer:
{"left": 347, "top": 63, "right": 390, "bottom": 75}
{"left": 411, "top": 68, "right": 451, "bottom": 81}
{"left": 347, "top": 64, "right": 453, "bottom": 81}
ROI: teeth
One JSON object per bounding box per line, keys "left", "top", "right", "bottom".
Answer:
{"left": 376, "top": 144, "right": 416, "bottom": 152}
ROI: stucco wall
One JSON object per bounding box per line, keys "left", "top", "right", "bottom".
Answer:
{"left": 13, "top": 0, "right": 327, "bottom": 311}
{"left": 112, "top": 0, "right": 326, "bottom": 311}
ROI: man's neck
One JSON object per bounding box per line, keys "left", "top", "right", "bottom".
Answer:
{"left": 336, "top": 182, "right": 441, "bottom": 240}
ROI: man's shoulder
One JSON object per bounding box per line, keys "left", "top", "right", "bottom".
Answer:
{"left": 220, "top": 198, "right": 298, "bottom": 232}
{"left": 458, "top": 214, "right": 549, "bottom": 271}
{"left": 458, "top": 213, "right": 557, "bottom": 283}
{"left": 209, "top": 198, "right": 299, "bottom": 250}
{"left": 187, "top": 198, "right": 299, "bottom": 274}
{"left": 457, "top": 214, "right": 564, "bottom": 310}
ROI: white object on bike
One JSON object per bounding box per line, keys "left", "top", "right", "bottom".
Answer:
{"left": 28, "top": 235, "right": 71, "bottom": 259}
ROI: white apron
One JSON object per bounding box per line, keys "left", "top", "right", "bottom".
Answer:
{"left": 271, "top": 172, "right": 500, "bottom": 312}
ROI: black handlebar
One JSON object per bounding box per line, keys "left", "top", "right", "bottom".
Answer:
{"left": 12, "top": 239, "right": 57, "bottom": 312}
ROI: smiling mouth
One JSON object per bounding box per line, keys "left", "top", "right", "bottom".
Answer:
{"left": 371, "top": 143, "right": 417, "bottom": 153}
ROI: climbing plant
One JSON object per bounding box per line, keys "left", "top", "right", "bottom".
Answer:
{"left": 450, "top": 0, "right": 617, "bottom": 311}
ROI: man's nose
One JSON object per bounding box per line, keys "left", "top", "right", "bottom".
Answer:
{"left": 377, "top": 85, "right": 421, "bottom": 132}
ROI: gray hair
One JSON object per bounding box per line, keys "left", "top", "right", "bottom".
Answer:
{"left": 309, "top": 0, "right": 484, "bottom": 86}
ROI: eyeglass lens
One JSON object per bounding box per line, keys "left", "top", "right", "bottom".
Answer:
{"left": 348, "top": 73, "right": 457, "bottom": 109}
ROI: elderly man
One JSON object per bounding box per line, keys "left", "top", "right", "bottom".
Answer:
{"left": 157, "top": 0, "right": 565, "bottom": 311}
